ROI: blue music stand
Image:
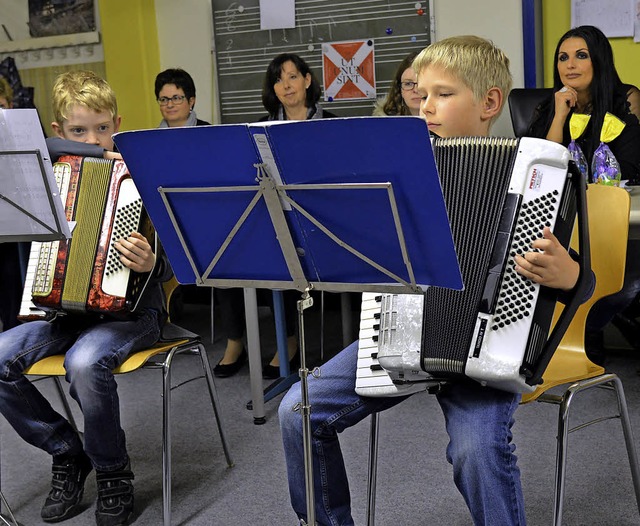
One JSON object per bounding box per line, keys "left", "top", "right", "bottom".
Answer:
{"left": 114, "top": 116, "right": 462, "bottom": 525}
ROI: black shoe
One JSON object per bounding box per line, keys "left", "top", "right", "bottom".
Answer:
{"left": 213, "top": 348, "right": 247, "bottom": 377}
{"left": 263, "top": 349, "right": 300, "bottom": 379}
{"left": 41, "top": 451, "right": 93, "bottom": 523}
{"left": 95, "top": 463, "right": 134, "bottom": 526}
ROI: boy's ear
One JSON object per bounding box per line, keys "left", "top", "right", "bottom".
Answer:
{"left": 481, "top": 87, "right": 503, "bottom": 121}
{"left": 51, "top": 121, "right": 65, "bottom": 139}
{"left": 113, "top": 115, "right": 122, "bottom": 133}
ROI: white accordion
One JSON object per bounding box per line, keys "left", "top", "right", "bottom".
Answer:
{"left": 356, "top": 137, "right": 586, "bottom": 396}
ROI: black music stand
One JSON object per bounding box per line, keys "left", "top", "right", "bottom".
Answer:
{"left": 114, "top": 117, "right": 462, "bottom": 525}
{"left": 0, "top": 109, "right": 67, "bottom": 526}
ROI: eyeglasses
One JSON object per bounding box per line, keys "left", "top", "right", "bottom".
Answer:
{"left": 157, "top": 95, "right": 187, "bottom": 106}
{"left": 400, "top": 81, "right": 418, "bottom": 91}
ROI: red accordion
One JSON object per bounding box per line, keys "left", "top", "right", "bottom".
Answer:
{"left": 20, "top": 156, "right": 153, "bottom": 319}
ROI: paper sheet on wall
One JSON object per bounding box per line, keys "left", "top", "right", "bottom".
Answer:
{"left": 260, "top": 0, "right": 295, "bottom": 30}
{"left": 571, "top": 0, "right": 634, "bottom": 37}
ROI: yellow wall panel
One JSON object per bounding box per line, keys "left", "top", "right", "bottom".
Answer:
{"left": 97, "top": 0, "right": 160, "bottom": 131}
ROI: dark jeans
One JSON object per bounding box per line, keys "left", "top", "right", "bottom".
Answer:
{"left": 0, "top": 310, "right": 161, "bottom": 470}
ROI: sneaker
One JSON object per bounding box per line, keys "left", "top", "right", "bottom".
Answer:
{"left": 95, "top": 463, "right": 134, "bottom": 526}
{"left": 41, "top": 451, "right": 93, "bottom": 523}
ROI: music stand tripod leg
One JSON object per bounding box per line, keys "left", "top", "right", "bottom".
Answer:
{"left": 0, "top": 491, "right": 22, "bottom": 526}
{"left": 296, "top": 286, "right": 317, "bottom": 526}
{"left": 244, "top": 288, "right": 267, "bottom": 425}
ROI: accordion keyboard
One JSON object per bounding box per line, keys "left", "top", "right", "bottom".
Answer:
{"left": 18, "top": 241, "right": 48, "bottom": 320}
{"left": 355, "top": 292, "right": 431, "bottom": 397}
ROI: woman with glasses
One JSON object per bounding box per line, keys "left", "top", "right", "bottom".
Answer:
{"left": 154, "top": 68, "right": 210, "bottom": 127}
{"left": 152, "top": 68, "right": 214, "bottom": 359}
{"left": 373, "top": 51, "right": 422, "bottom": 117}
{"left": 154, "top": 69, "right": 251, "bottom": 379}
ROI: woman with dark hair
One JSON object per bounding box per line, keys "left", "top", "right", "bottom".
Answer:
{"left": 373, "top": 51, "right": 422, "bottom": 116}
{"left": 213, "top": 54, "right": 338, "bottom": 378}
{"left": 261, "top": 53, "right": 337, "bottom": 121}
{"left": 154, "top": 68, "right": 210, "bottom": 127}
{"left": 527, "top": 25, "right": 640, "bottom": 363}
{"left": 526, "top": 25, "right": 640, "bottom": 181}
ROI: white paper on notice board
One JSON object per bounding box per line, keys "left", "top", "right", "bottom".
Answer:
{"left": 260, "top": 0, "right": 295, "bottom": 30}
{"left": 571, "top": 0, "right": 634, "bottom": 38}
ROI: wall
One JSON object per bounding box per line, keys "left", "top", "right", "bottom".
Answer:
{"left": 154, "top": 0, "right": 214, "bottom": 125}
{"left": 541, "top": 0, "right": 640, "bottom": 89}
{"left": 98, "top": 0, "right": 160, "bottom": 131}
{"left": 20, "top": 1, "right": 640, "bottom": 134}
{"left": 152, "top": 0, "right": 527, "bottom": 132}
{"left": 433, "top": 0, "right": 525, "bottom": 136}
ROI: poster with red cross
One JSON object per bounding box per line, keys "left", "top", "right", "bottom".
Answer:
{"left": 322, "top": 39, "right": 376, "bottom": 101}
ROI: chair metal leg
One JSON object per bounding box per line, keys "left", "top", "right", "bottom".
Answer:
{"left": 552, "top": 373, "right": 640, "bottom": 526}
{"left": 610, "top": 375, "right": 640, "bottom": 515}
{"left": 553, "top": 385, "right": 572, "bottom": 526}
{"left": 158, "top": 344, "right": 234, "bottom": 526}
{"left": 196, "top": 344, "right": 233, "bottom": 467}
{"left": 366, "top": 412, "right": 380, "bottom": 526}
{"left": 162, "top": 350, "right": 174, "bottom": 526}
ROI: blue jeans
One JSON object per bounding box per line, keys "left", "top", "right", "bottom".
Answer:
{"left": 0, "top": 310, "right": 161, "bottom": 471}
{"left": 279, "top": 341, "right": 526, "bottom": 526}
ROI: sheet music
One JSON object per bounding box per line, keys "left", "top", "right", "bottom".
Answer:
{"left": 0, "top": 108, "right": 70, "bottom": 241}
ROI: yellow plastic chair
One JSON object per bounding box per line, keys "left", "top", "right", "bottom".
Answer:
{"left": 520, "top": 183, "right": 640, "bottom": 525}
{"left": 22, "top": 276, "right": 233, "bottom": 526}
{"left": 364, "top": 184, "right": 640, "bottom": 526}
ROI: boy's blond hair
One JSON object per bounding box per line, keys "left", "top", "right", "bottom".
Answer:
{"left": 52, "top": 70, "right": 117, "bottom": 124}
{"left": 0, "top": 77, "right": 13, "bottom": 105}
{"left": 413, "top": 35, "right": 512, "bottom": 122}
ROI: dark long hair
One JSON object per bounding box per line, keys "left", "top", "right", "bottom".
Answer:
{"left": 261, "top": 53, "right": 321, "bottom": 116}
{"left": 380, "top": 51, "right": 420, "bottom": 116}
{"left": 533, "top": 26, "right": 628, "bottom": 157}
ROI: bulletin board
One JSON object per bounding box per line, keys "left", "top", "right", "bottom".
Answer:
{"left": 211, "top": 0, "right": 431, "bottom": 123}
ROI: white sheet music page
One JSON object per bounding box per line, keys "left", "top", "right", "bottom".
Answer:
{"left": 0, "top": 108, "right": 70, "bottom": 241}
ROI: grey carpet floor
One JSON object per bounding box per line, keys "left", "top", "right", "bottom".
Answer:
{"left": 2, "top": 296, "right": 640, "bottom": 525}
